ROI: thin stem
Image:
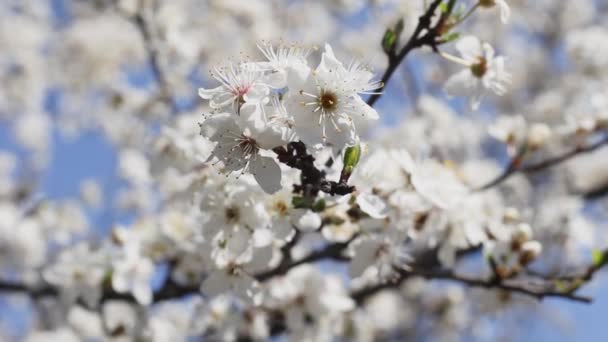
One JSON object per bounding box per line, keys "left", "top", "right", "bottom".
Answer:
{"left": 439, "top": 51, "right": 471, "bottom": 66}
{"left": 453, "top": 2, "right": 480, "bottom": 27}
{"left": 366, "top": 0, "right": 447, "bottom": 107}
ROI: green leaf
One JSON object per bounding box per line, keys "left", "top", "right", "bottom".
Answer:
{"left": 439, "top": 2, "right": 449, "bottom": 13}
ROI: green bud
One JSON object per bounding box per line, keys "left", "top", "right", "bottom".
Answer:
{"left": 382, "top": 29, "right": 397, "bottom": 54}
{"left": 592, "top": 249, "right": 608, "bottom": 267}
{"left": 340, "top": 144, "right": 361, "bottom": 183}
{"left": 382, "top": 18, "right": 404, "bottom": 55}
{"left": 343, "top": 144, "right": 361, "bottom": 171}
{"left": 312, "top": 199, "right": 326, "bottom": 212}
{"left": 292, "top": 196, "right": 307, "bottom": 209}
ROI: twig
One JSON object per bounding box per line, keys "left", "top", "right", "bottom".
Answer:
{"left": 367, "top": 0, "right": 449, "bottom": 107}
{"left": 477, "top": 136, "right": 608, "bottom": 191}
{"left": 255, "top": 240, "right": 350, "bottom": 281}
{"left": 352, "top": 267, "right": 593, "bottom": 304}
{"left": 273, "top": 141, "right": 355, "bottom": 203}
{"left": 132, "top": 12, "right": 179, "bottom": 114}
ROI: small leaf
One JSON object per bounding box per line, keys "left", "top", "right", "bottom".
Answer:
{"left": 439, "top": 2, "right": 449, "bottom": 13}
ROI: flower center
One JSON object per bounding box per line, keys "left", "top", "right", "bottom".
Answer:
{"left": 274, "top": 200, "right": 289, "bottom": 215}
{"left": 471, "top": 57, "right": 488, "bottom": 78}
{"left": 319, "top": 91, "right": 338, "bottom": 112}
{"left": 479, "top": 0, "right": 496, "bottom": 7}
{"left": 237, "top": 135, "right": 259, "bottom": 155}
{"left": 225, "top": 206, "right": 240, "bottom": 223}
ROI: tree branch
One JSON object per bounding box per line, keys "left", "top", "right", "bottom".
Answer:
{"left": 273, "top": 141, "right": 355, "bottom": 205}
{"left": 477, "top": 135, "right": 608, "bottom": 191}
{"left": 352, "top": 267, "right": 593, "bottom": 304}
{"left": 255, "top": 239, "right": 351, "bottom": 281}
{"left": 366, "top": 0, "right": 448, "bottom": 107}
{"left": 131, "top": 11, "right": 179, "bottom": 114}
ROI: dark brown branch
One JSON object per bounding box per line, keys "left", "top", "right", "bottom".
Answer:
{"left": 583, "top": 182, "right": 608, "bottom": 199}
{"left": 366, "top": 0, "right": 449, "bottom": 107}
{"left": 0, "top": 240, "right": 352, "bottom": 304}
{"left": 273, "top": 141, "right": 355, "bottom": 204}
{"left": 477, "top": 135, "right": 608, "bottom": 191}
{"left": 352, "top": 267, "right": 593, "bottom": 304}
{"left": 132, "top": 12, "right": 179, "bottom": 114}
{"left": 255, "top": 239, "right": 351, "bottom": 281}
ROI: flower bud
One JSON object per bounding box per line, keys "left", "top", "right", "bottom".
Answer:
{"left": 340, "top": 144, "right": 362, "bottom": 183}
{"left": 479, "top": 0, "right": 496, "bottom": 8}
{"left": 511, "top": 223, "right": 532, "bottom": 251}
{"left": 526, "top": 123, "right": 552, "bottom": 150}
{"left": 519, "top": 241, "right": 542, "bottom": 265}
{"left": 503, "top": 207, "right": 520, "bottom": 223}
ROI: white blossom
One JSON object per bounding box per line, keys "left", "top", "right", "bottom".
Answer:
{"left": 286, "top": 44, "right": 380, "bottom": 151}
{"left": 111, "top": 236, "right": 155, "bottom": 306}
{"left": 201, "top": 112, "right": 285, "bottom": 194}
{"left": 444, "top": 36, "right": 511, "bottom": 110}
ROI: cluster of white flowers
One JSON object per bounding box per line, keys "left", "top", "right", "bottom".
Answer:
{"left": 198, "top": 43, "right": 380, "bottom": 193}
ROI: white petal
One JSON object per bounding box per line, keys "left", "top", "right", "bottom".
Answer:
{"left": 251, "top": 156, "right": 282, "bottom": 194}
{"left": 295, "top": 210, "right": 322, "bottom": 232}
{"left": 239, "top": 102, "right": 267, "bottom": 132}
{"left": 111, "top": 273, "right": 129, "bottom": 293}
{"left": 198, "top": 86, "right": 223, "bottom": 99}
{"left": 318, "top": 43, "right": 344, "bottom": 73}
{"left": 201, "top": 271, "right": 229, "bottom": 297}
{"left": 252, "top": 228, "right": 273, "bottom": 247}
{"left": 263, "top": 70, "right": 288, "bottom": 89}
{"left": 356, "top": 193, "right": 388, "bottom": 219}
{"left": 498, "top": 0, "right": 511, "bottom": 23}
{"left": 243, "top": 84, "right": 269, "bottom": 104}
{"left": 325, "top": 116, "right": 357, "bottom": 152}
{"left": 351, "top": 97, "right": 379, "bottom": 121}
{"left": 444, "top": 69, "right": 478, "bottom": 97}
{"left": 254, "top": 125, "right": 287, "bottom": 150}
{"left": 455, "top": 36, "right": 482, "bottom": 62}
{"left": 132, "top": 282, "right": 152, "bottom": 306}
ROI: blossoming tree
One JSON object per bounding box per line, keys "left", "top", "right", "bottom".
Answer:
{"left": 1, "top": 0, "right": 608, "bottom": 340}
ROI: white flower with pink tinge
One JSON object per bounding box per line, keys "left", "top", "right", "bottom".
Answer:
{"left": 198, "top": 63, "right": 269, "bottom": 113}
{"left": 200, "top": 110, "right": 286, "bottom": 194}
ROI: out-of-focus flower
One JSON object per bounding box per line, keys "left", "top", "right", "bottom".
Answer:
{"left": 111, "top": 235, "right": 155, "bottom": 306}
{"left": 444, "top": 36, "right": 511, "bottom": 110}
{"left": 479, "top": 0, "right": 511, "bottom": 24}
